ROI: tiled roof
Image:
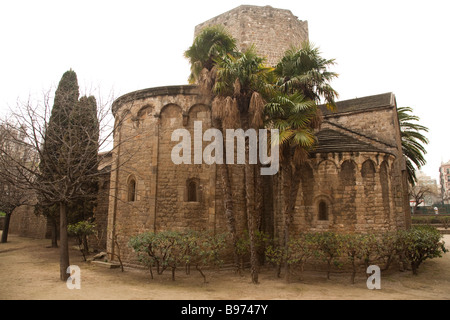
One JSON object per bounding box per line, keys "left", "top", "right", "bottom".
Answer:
{"left": 311, "top": 129, "right": 386, "bottom": 154}
{"left": 320, "top": 92, "right": 395, "bottom": 116}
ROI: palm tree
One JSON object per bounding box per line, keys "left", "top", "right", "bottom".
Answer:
{"left": 397, "top": 107, "right": 429, "bottom": 185}
{"left": 267, "top": 42, "right": 338, "bottom": 281}
{"left": 213, "top": 46, "right": 273, "bottom": 284}
{"left": 264, "top": 91, "right": 319, "bottom": 281}
{"left": 274, "top": 41, "right": 339, "bottom": 109}
{"left": 184, "top": 26, "right": 242, "bottom": 271}
{"left": 184, "top": 25, "right": 237, "bottom": 86}
{"left": 185, "top": 29, "right": 339, "bottom": 283}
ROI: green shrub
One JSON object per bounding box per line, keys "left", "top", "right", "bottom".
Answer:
{"left": 68, "top": 220, "right": 96, "bottom": 261}
{"left": 396, "top": 226, "right": 447, "bottom": 275}
{"left": 342, "top": 233, "right": 378, "bottom": 283}
{"left": 375, "top": 232, "right": 399, "bottom": 271}
{"left": 129, "top": 230, "right": 226, "bottom": 282}
{"left": 265, "top": 233, "right": 317, "bottom": 281}
{"left": 235, "top": 230, "right": 271, "bottom": 270}
{"left": 315, "top": 231, "right": 344, "bottom": 279}
{"left": 265, "top": 228, "right": 447, "bottom": 281}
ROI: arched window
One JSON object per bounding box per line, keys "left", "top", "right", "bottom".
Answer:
{"left": 128, "top": 178, "right": 136, "bottom": 202}
{"left": 318, "top": 201, "right": 328, "bottom": 221}
{"left": 187, "top": 180, "right": 197, "bottom": 202}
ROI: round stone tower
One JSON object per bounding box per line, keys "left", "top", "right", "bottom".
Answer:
{"left": 194, "top": 5, "right": 309, "bottom": 66}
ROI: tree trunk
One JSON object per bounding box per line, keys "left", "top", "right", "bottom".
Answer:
{"left": 59, "top": 202, "right": 70, "bottom": 281}
{"left": 282, "top": 162, "right": 292, "bottom": 279}
{"left": 219, "top": 164, "right": 238, "bottom": 255}
{"left": 218, "top": 123, "right": 240, "bottom": 272}
{"left": 1, "top": 210, "right": 12, "bottom": 243}
{"left": 255, "top": 164, "right": 264, "bottom": 265}
{"left": 281, "top": 160, "right": 302, "bottom": 281}
{"left": 50, "top": 216, "right": 58, "bottom": 248}
{"left": 242, "top": 109, "right": 260, "bottom": 285}
{"left": 82, "top": 234, "right": 89, "bottom": 256}
{"left": 245, "top": 161, "right": 259, "bottom": 284}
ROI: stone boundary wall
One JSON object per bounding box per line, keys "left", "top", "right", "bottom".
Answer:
{"left": 9, "top": 205, "right": 48, "bottom": 239}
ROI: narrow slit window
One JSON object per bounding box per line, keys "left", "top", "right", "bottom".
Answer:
{"left": 128, "top": 179, "right": 136, "bottom": 202}
{"left": 187, "top": 180, "right": 197, "bottom": 202}
{"left": 318, "top": 201, "right": 328, "bottom": 221}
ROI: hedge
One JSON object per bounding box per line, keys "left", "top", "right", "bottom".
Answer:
{"left": 128, "top": 226, "right": 447, "bottom": 283}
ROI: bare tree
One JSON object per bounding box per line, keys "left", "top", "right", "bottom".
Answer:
{"left": 0, "top": 71, "right": 132, "bottom": 281}
{"left": 409, "top": 184, "right": 438, "bottom": 214}
{"left": 0, "top": 122, "right": 37, "bottom": 243}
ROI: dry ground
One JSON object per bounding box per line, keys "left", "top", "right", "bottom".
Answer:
{"left": 0, "top": 232, "right": 449, "bottom": 300}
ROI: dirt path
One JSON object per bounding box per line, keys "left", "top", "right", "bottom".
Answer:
{"left": 1, "top": 233, "right": 449, "bottom": 300}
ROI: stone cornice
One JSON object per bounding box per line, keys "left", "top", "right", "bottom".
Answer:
{"left": 112, "top": 85, "right": 200, "bottom": 116}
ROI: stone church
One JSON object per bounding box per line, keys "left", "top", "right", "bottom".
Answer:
{"left": 104, "top": 5, "right": 411, "bottom": 262}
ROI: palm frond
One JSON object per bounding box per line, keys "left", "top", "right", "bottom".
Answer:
{"left": 397, "top": 106, "right": 429, "bottom": 185}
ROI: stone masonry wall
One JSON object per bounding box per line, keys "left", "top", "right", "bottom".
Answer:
{"left": 107, "top": 86, "right": 219, "bottom": 262}
{"left": 9, "top": 205, "right": 47, "bottom": 239}
{"left": 320, "top": 99, "right": 411, "bottom": 230}
{"left": 276, "top": 151, "right": 400, "bottom": 240}
{"left": 194, "top": 5, "right": 309, "bottom": 66}
{"left": 109, "top": 86, "right": 411, "bottom": 264}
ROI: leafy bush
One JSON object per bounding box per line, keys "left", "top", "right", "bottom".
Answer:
{"left": 182, "top": 230, "right": 227, "bottom": 282}
{"left": 412, "top": 215, "right": 450, "bottom": 228}
{"left": 68, "top": 220, "right": 96, "bottom": 261}
{"left": 266, "top": 233, "right": 317, "bottom": 281}
{"left": 265, "top": 228, "right": 447, "bottom": 281}
{"left": 129, "top": 227, "right": 447, "bottom": 283}
{"left": 374, "top": 232, "right": 398, "bottom": 271}
{"left": 129, "top": 230, "right": 226, "bottom": 282}
{"left": 315, "top": 232, "right": 343, "bottom": 279}
{"left": 235, "top": 230, "right": 271, "bottom": 270}
{"left": 396, "top": 225, "right": 447, "bottom": 275}
{"left": 342, "top": 233, "right": 377, "bottom": 283}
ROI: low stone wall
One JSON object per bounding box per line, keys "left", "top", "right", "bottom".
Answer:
{"left": 9, "top": 205, "right": 48, "bottom": 239}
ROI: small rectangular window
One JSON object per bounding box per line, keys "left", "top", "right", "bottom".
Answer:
{"left": 128, "top": 179, "right": 136, "bottom": 202}
{"left": 187, "top": 179, "right": 199, "bottom": 202}
{"left": 318, "top": 201, "right": 329, "bottom": 221}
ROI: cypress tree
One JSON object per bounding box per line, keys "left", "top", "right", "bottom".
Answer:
{"left": 40, "top": 70, "right": 80, "bottom": 178}
{"left": 67, "top": 95, "right": 100, "bottom": 255}
{"left": 39, "top": 70, "right": 79, "bottom": 281}
{"left": 38, "top": 70, "right": 99, "bottom": 281}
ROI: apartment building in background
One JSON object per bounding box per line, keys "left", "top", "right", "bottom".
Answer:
{"left": 440, "top": 161, "right": 450, "bottom": 204}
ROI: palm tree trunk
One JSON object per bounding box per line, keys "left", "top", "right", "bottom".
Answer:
{"left": 213, "top": 115, "right": 240, "bottom": 272}
{"left": 219, "top": 162, "right": 240, "bottom": 270}
{"left": 255, "top": 164, "right": 264, "bottom": 265}
{"left": 245, "top": 161, "right": 259, "bottom": 284}
{"left": 281, "top": 159, "right": 302, "bottom": 281}
{"left": 242, "top": 109, "right": 260, "bottom": 284}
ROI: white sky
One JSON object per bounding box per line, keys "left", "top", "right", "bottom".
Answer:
{"left": 1, "top": 0, "right": 449, "bottom": 182}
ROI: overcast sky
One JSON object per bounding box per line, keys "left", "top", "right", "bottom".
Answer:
{"left": 1, "top": 0, "right": 449, "bottom": 182}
